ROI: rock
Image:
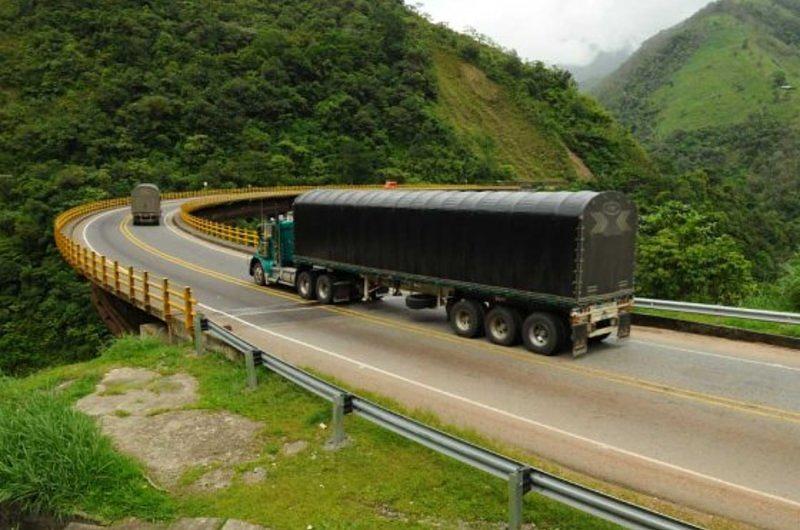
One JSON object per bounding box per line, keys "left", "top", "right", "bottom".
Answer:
{"left": 169, "top": 518, "right": 225, "bottom": 530}
{"left": 281, "top": 440, "right": 308, "bottom": 456}
{"left": 220, "top": 520, "right": 264, "bottom": 530}
{"left": 190, "top": 467, "right": 236, "bottom": 492}
{"left": 75, "top": 368, "right": 198, "bottom": 417}
{"left": 102, "top": 409, "right": 262, "bottom": 487}
{"left": 241, "top": 466, "right": 267, "bottom": 484}
{"left": 74, "top": 369, "right": 263, "bottom": 489}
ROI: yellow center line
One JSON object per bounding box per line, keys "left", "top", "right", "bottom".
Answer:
{"left": 118, "top": 215, "right": 800, "bottom": 424}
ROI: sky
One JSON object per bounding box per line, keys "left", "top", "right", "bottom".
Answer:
{"left": 414, "top": 0, "right": 713, "bottom": 66}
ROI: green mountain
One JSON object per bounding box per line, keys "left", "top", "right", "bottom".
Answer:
{"left": 594, "top": 0, "right": 800, "bottom": 279}
{"left": 0, "top": 0, "right": 649, "bottom": 374}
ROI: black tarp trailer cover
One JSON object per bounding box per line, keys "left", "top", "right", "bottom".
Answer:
{"left": 292, "top": 189, "right": 637, "bottom": 309}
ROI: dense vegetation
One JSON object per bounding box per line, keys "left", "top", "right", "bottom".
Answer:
{"left": 0, "top": 0, "right": 649, "bottom": 374}
{"left": 595, "top": 0, "right": 800, "bottom": 308}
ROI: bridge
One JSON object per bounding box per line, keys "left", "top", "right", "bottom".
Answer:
{"left": 55, "top": 187, "right": 800, "bottom": 530}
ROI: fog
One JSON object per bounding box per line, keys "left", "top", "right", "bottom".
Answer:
{"left": 414, "top": 0, "right": 713, "bottom": 65}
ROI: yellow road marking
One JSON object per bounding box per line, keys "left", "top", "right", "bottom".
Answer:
{"left": 118, "top": 215, "right": 800, "bottom": 424}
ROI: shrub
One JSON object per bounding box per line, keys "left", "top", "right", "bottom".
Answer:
{"left": 0, "top": 387, "right": 172, "bottom": 521}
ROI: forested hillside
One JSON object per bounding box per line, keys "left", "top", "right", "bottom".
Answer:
{"left": 0, "top": 0, "right": 649, "bottom": 374}
{"left": 594, "top": 0, "right": 800, "bottom": 307}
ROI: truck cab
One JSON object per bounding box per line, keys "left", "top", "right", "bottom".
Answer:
{"left": 250, "top": 216, "right": 297, "bottom": 288}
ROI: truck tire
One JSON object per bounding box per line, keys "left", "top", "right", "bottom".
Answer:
{"left": 449, "top": 299, "right": 485, "bottom": 338}
{"left": 252, "top": 262, "right": 266, "bottom": 286}
{"left": 522, "top": 312, "right": 562, "bottom": 356}
{"left": 296, "top": 270, "right": 317, "bottom": 300}
{"left": 316, "top": 274, "right": 334, "bottom": 304}
{"left": 406, "top": 293, "right": 437, "bottom": 310}
{"left": 485, "top": 306, "right": 521, "bottom": 346}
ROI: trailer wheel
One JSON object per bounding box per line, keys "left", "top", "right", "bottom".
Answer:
{"left": 448, "top": 299, "right": 485, "bottom": 338}
{"left": 252, "top": 262, "right": 266, "bottom": 286}
{"left": 522, "top": 312, "right": 562, "bottom": 356}
{"left": 316, "top": 274, "right": 334, "bottom": 304}
{"left": 296, "top": 270, "right": 317, "bottom": 300}
{"left": 485, "top": 306, "right": 521, "bottom": 346}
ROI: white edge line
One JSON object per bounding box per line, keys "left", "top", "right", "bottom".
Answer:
{"left": 200, "top": 301, "right": 800, "bottom": 509}
{"left": 628, "top": 339, "right": 800, "bottom": 373}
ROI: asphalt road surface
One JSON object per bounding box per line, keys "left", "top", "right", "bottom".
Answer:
{"left": 74, "top": 201, "right": 800, "bottom": 529}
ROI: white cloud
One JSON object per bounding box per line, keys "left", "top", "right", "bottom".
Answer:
{"left": 413, "top": 0, "right": 713, "bottom": 65}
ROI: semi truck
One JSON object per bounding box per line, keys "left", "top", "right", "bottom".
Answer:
{"left": 131, "top": 183, "right": 161, "bottom": 226}
{"left": 249, "top": 189, "right": 637, "bottom": 356}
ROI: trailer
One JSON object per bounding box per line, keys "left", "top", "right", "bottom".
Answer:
{"left": 131, "top": 183, "right": 161, "bottom": 226}
{"left": 249, "top": 189, "right": 637, "bottom": 356}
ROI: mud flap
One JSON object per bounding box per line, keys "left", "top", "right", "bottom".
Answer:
{"left": 618, "top": 312, "right": 631, "bottom": 339}
{"left": 333, "top": 281, "right": 354, "bottom": 303}
{"left": 571, "top": 323, "right": 589, "bottom": 357}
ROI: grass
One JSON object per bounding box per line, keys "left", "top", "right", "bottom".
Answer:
{"left": 0, "top": 380, "right": 173, "bottom": 522}
{"left": 431, "top": 50, "right": 579, "bottom": 182}
{"left": 651, "top": 11, "right": 800, "bottom": 137}
{"left": 635, "top": 307, "right": 800, "bottom": 338}
{"left": 0, "top": 336, "right": 627, "bottom": 529}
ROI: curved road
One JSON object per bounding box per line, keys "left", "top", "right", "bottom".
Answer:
{"left": 75, "top": 200, "right": 800, "bottom": 529}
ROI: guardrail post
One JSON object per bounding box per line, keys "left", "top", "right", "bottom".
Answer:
{"left": 143, "top": 271, "right": 150, "bottom": 311}
{"left": 113, "top": 260, "right": 120, "bottom": 295}
{"left": 245, "top": 349, "right": 258, "bottom": 390}
{"left": 325, "top": 393, "right": 350, "bottom": 451}
{"left": 101, "top": 255, "right": 107, "bottom": 286}
{"left": 91, "top": 251, "right": 97, "bottom": 280}
{"left": 507, "top": 468, "right": 527, "bottom": 530}
{"left": 193, "top": 312, "right": 206, "bottom": 355}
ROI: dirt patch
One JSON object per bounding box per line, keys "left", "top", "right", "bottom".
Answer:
{"left": 75, "top": 368, "right": 263, "bottom": 490}
{"left": 459, "top": 62, "right": 500, "bottom": 102}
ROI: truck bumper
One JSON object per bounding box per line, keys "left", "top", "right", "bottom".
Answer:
{"left": 570, "top": 300, "right": 633, "bottom": 356}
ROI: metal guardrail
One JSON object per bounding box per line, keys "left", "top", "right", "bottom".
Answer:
{"left": 636, "top": 298, "right": 800, "bottom": 326}
{"left": 200, "top": 318, "right": 699, "bottom": 530}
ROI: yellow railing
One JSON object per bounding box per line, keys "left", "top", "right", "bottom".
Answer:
{"left": 179, "top": 183, "right": 521, "bottom": 249}
{"left": 53, "top": 186, "right": 296, "bottom": 335}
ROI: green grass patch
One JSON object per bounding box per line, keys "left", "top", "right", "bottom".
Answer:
{"left": 431, "top": 50, "right": 578, "bottom": 182}
{"left": 651, "top": 12, "right": 800, "bottom": 137}
{"left": 0, "top": 380, "right": 173, "bottom": 522}
{"left": 635, "top": 307, "right": 800, "bottom": 338}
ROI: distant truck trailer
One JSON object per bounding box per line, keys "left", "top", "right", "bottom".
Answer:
{"left": 249, "top": 190, "right": 637, "bottom": 356}
{"left": 131, "top": 183, "right": 161, "bottom": 226}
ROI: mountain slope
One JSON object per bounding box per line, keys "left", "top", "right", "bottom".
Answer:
{"left": 0, "top": 0, "right": 650, "bottom": 373}
{"left": 594, "top": 0, "right": 800, "bottom": 277}
{"left": 596, "top": 0, "right": 800, "bottom": 139}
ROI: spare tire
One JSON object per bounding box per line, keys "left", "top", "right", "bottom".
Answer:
{"left": 406, "top": 293, "right": 437, "bottom": 310}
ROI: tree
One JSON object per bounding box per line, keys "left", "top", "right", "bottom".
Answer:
{"left": 636, "top": 202, "right": 754, "bottom": 304}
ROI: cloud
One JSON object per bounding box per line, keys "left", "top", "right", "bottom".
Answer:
{"left": 414, "top": 0, "right": 713, "bottom": 65}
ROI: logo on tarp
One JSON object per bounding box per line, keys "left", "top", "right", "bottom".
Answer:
{"left": 590, "top": 201, "right": 632, "bottom": 236}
